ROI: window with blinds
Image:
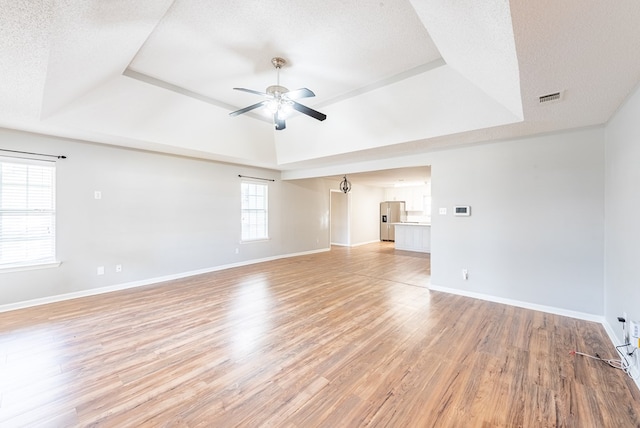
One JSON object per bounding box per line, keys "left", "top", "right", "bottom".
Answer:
{"left": 0, "top": 157, "right": 56, "bottom": 268}
{"left": 241, "top": 181, "right": 268, "bottom": 241}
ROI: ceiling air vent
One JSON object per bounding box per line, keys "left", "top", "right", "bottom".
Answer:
{"left": 539, "top": 91, "right": 562, "bottom": 104}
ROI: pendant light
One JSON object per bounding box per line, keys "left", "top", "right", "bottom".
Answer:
{"left": 339, "top": 175, "right": 352, "bottom": 193}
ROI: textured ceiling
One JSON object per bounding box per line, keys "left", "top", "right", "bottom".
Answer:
{"left": 1, "top": 0, "right": 639, "bottom": 185}
{"left": 128, "top": 0, "right": 442, "bottom": 108}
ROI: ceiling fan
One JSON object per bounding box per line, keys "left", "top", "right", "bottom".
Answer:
{"left": 229, "top": 57, "right": 327, "bottom": 130}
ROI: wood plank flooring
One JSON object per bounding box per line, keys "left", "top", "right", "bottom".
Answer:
{"left": 0, "top": 243, "right": 638, "bottom": 426}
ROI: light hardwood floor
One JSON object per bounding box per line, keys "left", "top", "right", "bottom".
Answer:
{"left": 1, "top": 243, "right": 638, "bottom": 426}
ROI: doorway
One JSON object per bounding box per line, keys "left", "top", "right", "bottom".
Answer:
{"left": 330, "top": 190, "right": 349, "bottom": 246}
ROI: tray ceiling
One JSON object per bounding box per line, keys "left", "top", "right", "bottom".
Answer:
{"left": 0, "top": 0, "right": 639, "bottom": 181}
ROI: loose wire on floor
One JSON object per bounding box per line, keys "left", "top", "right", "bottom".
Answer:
{"left": 570, "top": 344, "right": 639, "bottom": 380}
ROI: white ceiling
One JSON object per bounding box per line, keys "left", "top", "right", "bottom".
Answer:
{"left": 329, "top": 166, "right": 431, "bottom": 189}
{"left": 1, "top": 0, "right": 640, "bottom": 186}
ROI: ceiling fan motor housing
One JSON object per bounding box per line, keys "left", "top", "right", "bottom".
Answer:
{"left": 266, "top": 85, "right": 289, "bottom": 96}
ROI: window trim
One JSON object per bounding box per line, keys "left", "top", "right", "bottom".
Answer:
{"left": 0, "top": 261, "right": 61, "bottom": 274}
{"left": 240, "top": 180, "right": 269, "bottom": 243}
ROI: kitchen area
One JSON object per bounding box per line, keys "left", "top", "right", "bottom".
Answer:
{"left": 328, "top": 166, "right": 431, "bottom": 251}
{"left": 380, "top": 181, "right": 431, "bottom": 253}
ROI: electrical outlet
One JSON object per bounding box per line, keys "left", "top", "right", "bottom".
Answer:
{"left": 97, "top": 266, "right": 104, "bottom": 275}
{"left": 462, "top": 269, "right": 469, "bottom": 280}
{"left": 115, "top": 264, "right": 122, "bottom": 273}
{"left": 94, "top": 190, "right": 102, "bottom": 200}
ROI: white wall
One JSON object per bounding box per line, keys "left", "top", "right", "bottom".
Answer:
{"left": 349, "top": 184, "right": 385, "bottom": 245}
{"left": 330, "top": 190, "right": 349, "bottom": 245}
{"left": 430, "top": 127, "right": 605, "bottom": 315}
{"left": 605, "top": 83, "right": 640, "bottom": 336}
{"left": 328, "top": 182, "right": 384, "bottom": 247}
{"left": 0, "top": 128, "right": 330, "bottom": 307}
{"left": 2, "top": 102, "right": 630, "bottom": 322}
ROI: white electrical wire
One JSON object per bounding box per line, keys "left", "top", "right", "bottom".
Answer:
{"left": 570, "top": 350, "right": 628, "bottom": 370}
{"left": 570, "top": 344, "right": 639, "bottom": 380}
{"left": 571, "top": 319, "right": 640, "bottom": 380}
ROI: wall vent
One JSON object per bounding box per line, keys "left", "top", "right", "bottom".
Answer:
{"left": 539, "top": 92, "right": 562, "bottom": 104}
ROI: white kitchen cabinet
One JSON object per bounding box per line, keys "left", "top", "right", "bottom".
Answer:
{"left": 407, "top": 187, "right": 424, "bottom": 211}
{"left": 385, "top": 186, "right": 427, "bottom": 212}
{"left": 385, "top": 187, "right": 404, "bottom": 203}
{"left": 393, "top": 223, "right": 430, "bottom": 253}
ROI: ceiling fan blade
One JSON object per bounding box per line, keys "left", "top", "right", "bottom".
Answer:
{"left": 291, "top": 101, "right": 327, "bottom": 121}
{"left": 229, "top": 100, "right": 268, "bottom": 117}
{"left": 285, "top": 88, "right": 315, "bottom": 100}
{"left": 274, "top": 110, "right": 286, "bottom": 130}
{"left": 233, "top": 87, "right": 271, "bottom": 98}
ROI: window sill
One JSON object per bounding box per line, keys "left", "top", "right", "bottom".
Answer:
{"left": 240, "top": 238, "right": 271, "bottom": 244}
{"left": 0, "top": 261, "right": 62, "bottom": 274}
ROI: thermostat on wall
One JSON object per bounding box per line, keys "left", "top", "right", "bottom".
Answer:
{"left": 454, "top": 206, "right": 471, "bottom": 216}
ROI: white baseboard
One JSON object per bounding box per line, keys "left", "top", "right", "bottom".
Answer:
{"left": 0, "top": 247, "right": 330, "bottom": 314}
{"left": 350, "top": 240, "right": 381, "bottom": 247}
{"left": 428, "top": 283, "right": 604, "bottom": 322}
{"left": 430, "top": 283, "right": 640, "bottom": 392}
{"left": 331, "top": 240, "right": 383, "bottom": 247}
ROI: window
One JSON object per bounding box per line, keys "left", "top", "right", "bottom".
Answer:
{"left": 0, "top": 157, "right": 56, "bottom": 268}
{"left": 241, "top": 181, "right": 268, "bottom": 241}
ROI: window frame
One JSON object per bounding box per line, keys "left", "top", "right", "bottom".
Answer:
{"left": 240, "top": 180, "right": 269, "bottom": 242}
{"left": 0, "top": 156, "right": 59, "bottom": 272}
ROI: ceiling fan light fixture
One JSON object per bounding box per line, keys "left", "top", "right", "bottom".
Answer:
{"left": 229, "top": 57, "right": 327, "bottom": 130}
{"left": 279, "top": 100, "right": 294, "bottom": 116}
{"left": 266, "top": 99, "right": 279, "bottom": 114}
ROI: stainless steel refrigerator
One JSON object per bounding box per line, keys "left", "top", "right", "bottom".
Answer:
{"left": 380, "top": 201, "right": 405, "bottom": 241}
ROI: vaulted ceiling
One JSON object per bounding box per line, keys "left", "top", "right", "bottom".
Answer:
{"left": 1, "top": 1, "right": 639, "bottom": 181}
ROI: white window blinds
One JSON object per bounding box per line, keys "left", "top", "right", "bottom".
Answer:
{"left": 0, "top": 157, "right": 56, "bottom": 267}
{"left": 241, "top": 181, "right": 268, "bottom": 241}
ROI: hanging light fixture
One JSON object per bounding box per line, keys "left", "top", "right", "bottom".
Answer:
{"left": 339, "top": 175, "right": 352, "bottom": 193}
{"left": 229, "top": 57, "right": 326, "bottom": 131}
